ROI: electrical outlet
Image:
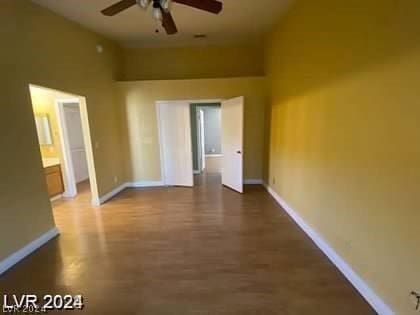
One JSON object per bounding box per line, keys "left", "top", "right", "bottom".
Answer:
{"left": 114, "top": 176, "right": 118, "bottom": 184}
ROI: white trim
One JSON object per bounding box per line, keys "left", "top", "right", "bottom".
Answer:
{"left": 50, "top": 194, "right": 62, "bottom": 202}
{"left": 55, "top": 99, "right": 78, "bottom": 198}
{"left": 155, "top": 103, "right": 167, "bottom": 186}
{"left": 244, "top": 179, "right": 264, "bottom": 185}
{"left": 0, "top": 228, "right": 59, "bottom": 276}
{"left": 265, "top": 185, "right": 394, "bottom": 315}
{"left": 77, "top": 98, "right": 100, "bottom": 206}
{"left": 127, "top": 181, "right": 165, "bottom": 188}
{"left": 55, "top": 97, "right": 99, "bottom": 207}
{"left": 91, "top": 195, "right": 101, "bottom": 207}
{"left": 193, "top": 170, "right": 201, "bottom": 175}
{"left": 77, "top": 176, "right": 90, "bottom": 184}
{"left": 199, "top": 109, "right": 206, "bottom": 171}
{"left": 156, "top": 99, "right": 223, "bottom": 104}
{"left": 205, "top": 154, "right": 223, "bottom": 157}
{"left": 92, "top": 181, "right": 167, "bottom": 206}
{"left": 94, "top": 183, "right": 128, "bottom": 206}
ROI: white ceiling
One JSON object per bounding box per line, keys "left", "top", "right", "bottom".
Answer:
{"left": 32, "top": 0, "right": 292, "bottom": 47}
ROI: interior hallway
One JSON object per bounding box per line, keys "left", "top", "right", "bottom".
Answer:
{"left": 0, "top": 175, "right": 373, "bottom": 314}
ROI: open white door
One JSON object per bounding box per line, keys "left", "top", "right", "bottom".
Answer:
{"left": 221, "top": 96, "right": 244, "bottom": 193}
{"left": 199, "top": 109, "right": 206, "bottom": 171}
{"left": 63, "top": 104, "right": 89, "bottom": 184}
{"left": 157, "top": 101, "right": 194, "bottom": 187}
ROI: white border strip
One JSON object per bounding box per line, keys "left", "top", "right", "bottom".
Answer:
{"left": 244, "top": 179, "right": 264, "bottom": 185}
{"left": 50, "top": 194, "right": 62, "bottom": 202}
{"left": 0, "top": 228, "right": 59, "bottom": 276}
{"left": 128, "top": 181, "right": 164, "bottom": 188}
{"left": 94, "top": 183, "right": 128, "bottom": 206}
{"left": 265, "top": 185, "right": 393, "bottom": 315}
{"left": 93, "top": 181, "right": 166, "bottom": 206}
{"left": 95, "top": 179, "right": 265, "bottom": 206}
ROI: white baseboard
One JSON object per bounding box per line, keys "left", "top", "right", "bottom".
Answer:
{"left": 93, "top": 181, "right": 166, "bottom": 206}
{"left": 50, "top": 194, "right": 62, "bottom": 202}
{"left": 244, "top": 179, "right": 264, "bottom": 185}
{"left": 76, "top": 176, "right": 89, "bottom": 184}
{"left": 265, "top": 185, "right": 393, "bottom": 315}
{"left": 91, "top": 197, "right": 100, "bottom": 207}
{"left": 0, "top": 227, "right": 59, "bottom": 276}
{"left": 97, "top": 183, "right": 128, "bottom": 205}
{"left": 127, "top": 181, "right": 164, "bottom": 188}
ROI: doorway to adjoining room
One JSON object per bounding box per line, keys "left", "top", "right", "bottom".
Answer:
{"left": 190, "top": 103, "right": 222, "bottom": 176}
{"left": 29, "top": 84, "right": 99, "bottom": 206}
{"left": 156, "top": 97, "right": 244, "bottom": 193}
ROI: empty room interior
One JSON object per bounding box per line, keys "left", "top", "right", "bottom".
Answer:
{"left": 1, "top": 0, "right": 419, "bottom": 314}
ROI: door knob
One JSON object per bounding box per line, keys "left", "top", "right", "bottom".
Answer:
{"left": 237, "top": 150, "right": 242, "bottom": 154}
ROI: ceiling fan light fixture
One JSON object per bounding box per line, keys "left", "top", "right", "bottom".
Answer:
{"left": 101, "top": 0, "right": 223, "bottom": 35}
{"left": 137, "top": 0, "right": 151, "bottom": 9}
{"left": 152, "top": 7, "right": 163, "bottom": 21}
{"left": 160, "top": 0, "right": 172, "bottom": 12}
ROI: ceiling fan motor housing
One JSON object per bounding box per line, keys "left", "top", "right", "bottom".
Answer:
{"left": 160, "top": 0, "right": 171, "bottom": 11}
{"left": 102, "top": 0, "right": 222, "bottom": 35}
{"left": 137, "top": 0, "right": 170, "bottom": 11}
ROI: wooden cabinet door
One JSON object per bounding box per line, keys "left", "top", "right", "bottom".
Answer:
{"left": 45, "top": 166, "right": 64, "bottom": 197}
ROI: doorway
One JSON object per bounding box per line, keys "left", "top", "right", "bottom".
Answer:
{"left": 156, "top": 97, "right": 244, "bottom": 193}
{"left": 190, "top": 103, "right": 222, "bottom": 176}
{"left": 29, "top": 84, "right": 99, "bottom": 205}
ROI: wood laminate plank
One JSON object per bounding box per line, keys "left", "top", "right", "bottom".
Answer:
{"left": 0, "top": 174, "right": 374, "bottom": 314}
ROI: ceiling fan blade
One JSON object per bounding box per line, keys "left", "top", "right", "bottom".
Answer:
{"left": 162, "top": 10, "right": 178, "bottom": 35}
{"left": 173, "top": 0, "right": 223, "bottom": 14}
{"left": 101, "top": 0, "right": 137, "bottom": 16}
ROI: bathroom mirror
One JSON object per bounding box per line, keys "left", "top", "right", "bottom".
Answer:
{"left": 35, "top": 115, "right": 53, "bottom": 145}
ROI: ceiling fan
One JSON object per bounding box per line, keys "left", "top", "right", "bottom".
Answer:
{"left": 101, "top": 0, "right": 223, "bottom": 35}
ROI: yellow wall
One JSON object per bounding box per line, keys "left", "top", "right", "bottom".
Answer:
{"left": 0, "top": 1, "right": 125, "bottom": 261}
{"left": 7, "top": 3, "right": 416, "bottom": 313}
{"left": 118, "top": 77, "right": 268, "bottom": 182}
{"left": 30, "top": 86, "right": 62, "bottom": 159}
{"left": 266, "top": 0, "right": 420, "bottom": 313}
{"left": 121, "top": 43, "right": 264, "bottom": 81}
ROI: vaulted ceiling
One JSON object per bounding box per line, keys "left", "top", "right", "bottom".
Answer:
{"left": 32, "top": 0, "right": 292, "bottom": 47}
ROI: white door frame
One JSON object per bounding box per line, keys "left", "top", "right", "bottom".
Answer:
{"left": 55, "top": 97, "right": 99, "bottom": 205}
{"left": 198, "top": 109, "right": 206, "bottom": 171}
{"left": 221, "top": 96, "right": 244, "bottom": 193}
{"left": 156, "top": 99, "right": 223, "bottom": 185}
{"left": 194, "top": 109, "right": 202, "bottom": 174}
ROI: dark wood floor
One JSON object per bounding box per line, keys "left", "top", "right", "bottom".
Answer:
{"left": 0, "top": 174, "right": 374, "bottom": 314}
